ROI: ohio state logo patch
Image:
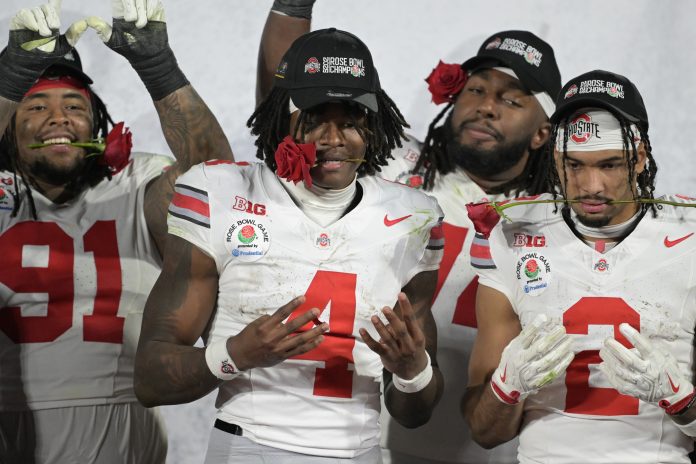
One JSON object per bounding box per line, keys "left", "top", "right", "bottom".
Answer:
{"left": 564, "top": 84, "right": 578, "bottom": 99}
{"left": 568, "top": 113, "right": 600, "bottom": 144}
{"left": 304, "top": 57, "right": 320, "bottom": 74}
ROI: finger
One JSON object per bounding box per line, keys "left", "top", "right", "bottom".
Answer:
{"left": 382, "top": 308, "right": 409, "bottom": 340}
{"left": 531, "top": 336, "right": 573, "bottom": 372}
{"left": 533, "top": 326, "right": 568, "bottom": 357}
{"left": 146, "top": 0, "right": 162, "bottom": 20}
{"left": 360, "top": 328, "right": 388, "bottom": 356}
{"left": 42, "top": 3, "right": 61, "bottom": 30}
{"left": 279, "top": 323, "right": 327, "bottom": 351}
{"left": 619, "top": 323, "right": 652, "bottom": 357}
{"left": 269, "top": 295, "right": 306, "bottom": 324}
{"left": 396, "top": 292, "right": 423, "bottom": 340}
{"left": 283, "top": 308, "right": 323, "bottom": 335}
{"left": 65, "top": 19, "right": 89, "bottom": 47}
{"left": 31, "top": 7, "right": 52, "bottom": 37}
{"left": 121, "top": 0, "right": 138, "bottom": 22}
{"left": 534, "top": 351, "right": 574, "bottom": 389}
{"left": 370, "top": 314, "right": 400, "bottom": 352}
{"left": 86, "top": 16, "right": 112, "bottom": 43}
{"left": 282, "top": 333, "right": 325, "bottom": 359}
{"left": 602, "top": 338, "right": 648, "bottom": 372}
{"left": 134, "top": 0, "right": 148, "bottom": 28}
{"left": 48, "top": 0, "right": 62, "bottom": 16}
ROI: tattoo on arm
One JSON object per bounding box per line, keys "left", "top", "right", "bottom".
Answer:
{"left": 145, "top": 85, "right": 233, "bottom": 255}
{"left": 135, "top": 237, "right": 221, "bottom": 406}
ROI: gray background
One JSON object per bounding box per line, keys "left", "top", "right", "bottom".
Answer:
{"left": 3, "top": 1, "right": 696, "bottom": 462}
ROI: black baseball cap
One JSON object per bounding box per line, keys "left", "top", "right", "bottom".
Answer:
{"left": 462, "top": 30, "right": 561, "bottom": 100}
{"left": 44, "top": 48, "right": 93, "bottom": 85}
{"left": 274, "top": 28, "right": 379, "bottom": 112}
{"left": 551, "top": 70, "right": 648, "bottom": 130}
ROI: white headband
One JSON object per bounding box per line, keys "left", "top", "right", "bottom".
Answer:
{"left": 556, "top": 109, "right": 641, "bottom": 152}
{"left": 492, "top": 67, "right": 555, "bottom": 117}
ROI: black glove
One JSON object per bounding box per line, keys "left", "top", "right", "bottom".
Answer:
{"left": 0, "top": 28, "right": 74, "bottom": 102}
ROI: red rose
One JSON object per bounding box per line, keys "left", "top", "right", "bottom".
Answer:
{"left": 425, "top": 60, "right": 468, "bottom": 105}
{"left": 274, "top": 135, "right": 317, "bottom": 188}
{"left": 100, "top": 122, "right": 132, "bottom": 174}
{"left": 466, "top": 202, "right": 501, "bottom": 238}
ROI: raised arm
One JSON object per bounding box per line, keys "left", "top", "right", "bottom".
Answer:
{"left": 135, "top": 233, "right": 329, "bottom": 407}
{"left": 87, "top": 0, "right": 233, "bottom": 254}
{"left": 461, "top": 284, "right": 574, "bottom": 448}
{"left": 362, "top": 270, "right": 444, "bottom": 428}
{"left": 256, "top": 0, "right": 314, "bottom": 105}
{"left": 0, "top": 0, "right": 88, "bottom": 133}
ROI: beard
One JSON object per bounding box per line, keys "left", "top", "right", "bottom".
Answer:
{"left": 26, "top": 154, "right": 87, "bottom": 186}
{"left": 444, "top": 116, "right": 533, "bottom": 179}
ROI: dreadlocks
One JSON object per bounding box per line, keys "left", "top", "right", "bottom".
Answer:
{"left": 246, "top": 87, "right": 408, "bottom": 176}
{"left": 543, "top": 110, "right": 658, "bottom": 217}
{"left": 0, "top": 79, "right": 115, "bottom": 218}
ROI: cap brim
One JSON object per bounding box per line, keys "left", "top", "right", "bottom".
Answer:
{"left": 551, "top": 97, "right": 641, "bottom": 125}
{"left": 289, "top": 87, "right": 378, "bottom": 112}
{"left": 462, "top": 55, "right": 545, "bottom": 95}
{"left": 46, "top": 63, "right": 93, "bottom": 85}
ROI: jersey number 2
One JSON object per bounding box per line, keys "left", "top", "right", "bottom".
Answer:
{"left": 564, "top": 296, "right": 640, "bottom": 416}
{"left": 0, "top": 221, "right": 124, "bottom": 344}
{"left": 290, "top": 270, "right": 357, "bottom": 399}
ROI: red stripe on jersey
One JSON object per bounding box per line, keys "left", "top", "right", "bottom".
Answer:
{"left": 203, "top": 160, "right": 251, "bottom": 167}
{"left": 171, "top": 192, "right": 210, "bottom": 218}
{"left": 470, "top": 242, "right": 492, "bottom": 260}
{"left": 430, "top": 223, "right": 444, "bottom": 240}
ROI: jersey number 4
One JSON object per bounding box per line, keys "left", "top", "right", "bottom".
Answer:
{"left": 0, "top": 221, "right": 124, "bottom": 344}
{"left": 289, "top": 270, "right": 357, "bottom": 399}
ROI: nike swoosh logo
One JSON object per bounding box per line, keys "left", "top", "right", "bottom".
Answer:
{"left": 668, "top": 374, "right": 680, "bottom": 393}
{"left": 664, "top": 233, "right": 694, "bottom": 248}
{"left": 384, "top": 214, "right": 412, "bottom": 227}
{"left": 500, "top": 364, "right": 508, "bottom": 383}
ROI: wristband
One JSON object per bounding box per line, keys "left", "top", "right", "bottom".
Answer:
{"left": 205, "top": 337, "right": 241, "bottom": 381}
{"left": 391, "top": 352, "right": 433, "bottom": 393}
{"left": 271, "top": 0, "right": 316, "bottom": 19}
{"left": 667, "top": 390, "right": 696, "bottom": 416}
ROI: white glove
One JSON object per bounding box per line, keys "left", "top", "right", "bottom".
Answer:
{"left": 599, "top": 323, "right": 695, "bottom": 415}
{"left": 10, "top": 0, "right": 88, "bottom": 50}
{"left": 490, "top": 314, "right": 574, "bottom": 404}
{"left": 87, "top": 0, "right": 164, "bottom": 43}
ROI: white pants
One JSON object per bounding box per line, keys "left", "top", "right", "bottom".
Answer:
{"left": 204, "top": 426, "right": 382, "bottom": 464}
{"left": 0, "top": 402, "right": 167, "bottom": 464}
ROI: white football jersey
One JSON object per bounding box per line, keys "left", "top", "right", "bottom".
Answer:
{"left": 167, "top": 161, "right": 444, "bottom": 458}
{"left": 0, "top": 153, "right": 170, "bottom": 410}
{"left": 476, "top": 193, "right": 696, "bottom": 464}
{"left": 378, "top": 135, "right": 518, "bottom": 463}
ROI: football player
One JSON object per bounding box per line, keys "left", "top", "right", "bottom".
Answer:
{"left": 463, "top": 70, "right": 696, "bottom": 463}
{"left": 135, "top": 27, "right": 445, "bottom": 463}
{"left": 0, "top": 1, "right": 232, "bottom": 462}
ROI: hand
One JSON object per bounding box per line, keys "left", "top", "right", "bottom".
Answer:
{"left": 226, "top": 296, "right": 328, "bottom": 371}
{"left": 360, "top": 292, "right": 429, "bottom": 380}
{"left": 85, "top": 0, "right": 187, "bottom": 100}
{"left": 599, "top": 323, "right": 695, "bottom": 415}
{"left": 86, "top": 0, "right": 165, "bottom": 60}
{"left": 490, "top": 314, "right": 574, "bottom": 404}
{"left": 0, "top": 0, "right": 89, "bottom": 101}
